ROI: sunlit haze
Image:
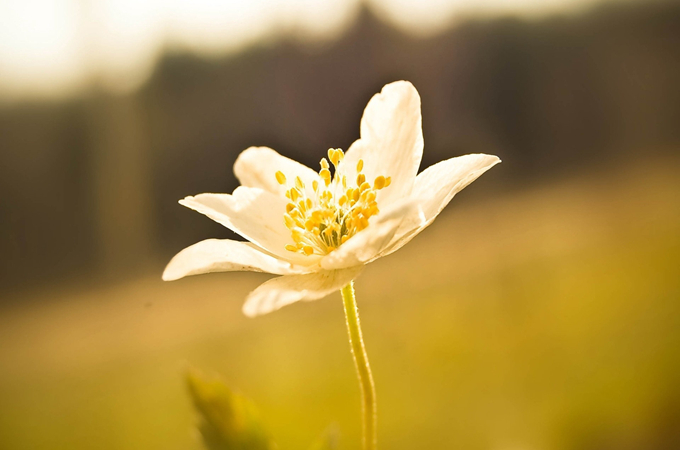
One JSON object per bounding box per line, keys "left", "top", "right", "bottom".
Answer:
{"left": 0, "top": 0, "right": 611, "bottom": 100}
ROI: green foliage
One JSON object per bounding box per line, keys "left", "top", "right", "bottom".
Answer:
{"left": 187, "top": 369, "right": 341, "bottom": 450}
{"left": 186, "top": 369, "right": 276, "bottom": 450}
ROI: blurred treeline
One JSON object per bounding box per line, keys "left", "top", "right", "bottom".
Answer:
{"left": 0, "top": 1, "right": 678, "bottom": 295}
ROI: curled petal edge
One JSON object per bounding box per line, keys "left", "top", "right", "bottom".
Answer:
{"left": 376, "top": 154, "right": 501, "bottom": 259}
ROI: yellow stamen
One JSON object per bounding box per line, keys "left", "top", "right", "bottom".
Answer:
{"left": 320, "top": 169, "right": 332, "bottom": 186}
{"left": 279, "top": 148, "right": 392, "bottom": 256}
{"left": 328, "top": 148, "right": 343, "bottom": 167}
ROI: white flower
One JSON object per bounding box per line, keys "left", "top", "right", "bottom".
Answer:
{"left": 163, "top": 81, "right": 500, "bottom": 317}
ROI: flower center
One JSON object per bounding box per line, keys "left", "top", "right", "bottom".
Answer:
{"left": 276, "top": 148, "right": 391, "bottom": 256}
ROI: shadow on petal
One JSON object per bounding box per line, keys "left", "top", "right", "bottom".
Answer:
{"left": 242, "top": 266, "right": 363, "bottom": 317}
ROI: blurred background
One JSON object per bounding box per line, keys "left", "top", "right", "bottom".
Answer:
{"left": 1, "top": 0, "right": 679, "bottom": 448}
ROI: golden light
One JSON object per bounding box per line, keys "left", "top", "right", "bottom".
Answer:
{"left": 0, "top": 0, "right": 612, "bottom": 101}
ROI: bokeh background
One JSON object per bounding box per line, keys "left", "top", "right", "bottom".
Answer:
{"left": 1, "top": 0, "right": 679, "bottom": 449}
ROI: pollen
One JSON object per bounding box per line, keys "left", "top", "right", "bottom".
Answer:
{"left": 275, "top": 148, "right": 392, "bottom": 256}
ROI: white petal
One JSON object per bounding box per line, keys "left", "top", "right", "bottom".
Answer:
{"left": 242, "top": 266, "right": 363, "bottom": 317}
{"left": 179, "top": 187, "right": 321, "bottom": 266}
{"left": 340, "top": 81, "right": 424, "bottom": 208}
{"left": 378, "top": 154, "right": 500, "bottom": 258}
{"left": 319, "top": 198, "right": 421, "bottom": 270}
{"left": 234, "top": 146, "right": 319, "bottom": 197}
{"left": 162, "top": 239, "right": 309, "bottom": 281}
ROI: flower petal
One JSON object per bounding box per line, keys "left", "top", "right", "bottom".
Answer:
{"left": 162, "top": 238, "right": 309, "bottom": 281}
{"left": 234, "top": 146, "right": 319, "bottom": 197}
{"left": 179, "top": 187, "right": 322, "bottom": 266}
{"left": 319, "top": 198, "right": 422, "bottom": 270}
{"left": 242, "top": 266, "right": 363, "bottom": 317}
{"left": 378, "top": 154, "right": 501, "bottom": 258}
{"left": 340, "top": 81, "right": 424, "bottom": 208}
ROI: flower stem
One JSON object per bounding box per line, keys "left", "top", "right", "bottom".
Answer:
{"left": 341, "top": 281, "right": 377, "bottom": 450}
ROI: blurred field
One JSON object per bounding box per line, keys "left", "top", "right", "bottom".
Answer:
{"left": 0, "top": 157, "right": 678, "bottom": 450}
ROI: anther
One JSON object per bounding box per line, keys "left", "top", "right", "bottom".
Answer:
{"left": 275, "top": 171, "right": 287, "bottom": 185}
{"left": 357, "top": 173, "right": 366, "bottom": 186}
{"left": 357, "top": 159, "right": 364, "bottom": 172}
{"left": 374, "top": 176, "right": 386, "bottom": 190}
{"left": 320, "top": 169, "right": 331, "bottom": 186}
{"left": 328, "top": 148, "right": 342, "bottom": 167}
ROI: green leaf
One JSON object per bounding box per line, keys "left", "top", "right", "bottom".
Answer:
{"left": 186, "top": 368, "right": 276, "bottom": 450}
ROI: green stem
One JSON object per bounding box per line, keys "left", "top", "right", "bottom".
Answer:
{"left": 341, "top": 281, "right": 377, "bottom": 450}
